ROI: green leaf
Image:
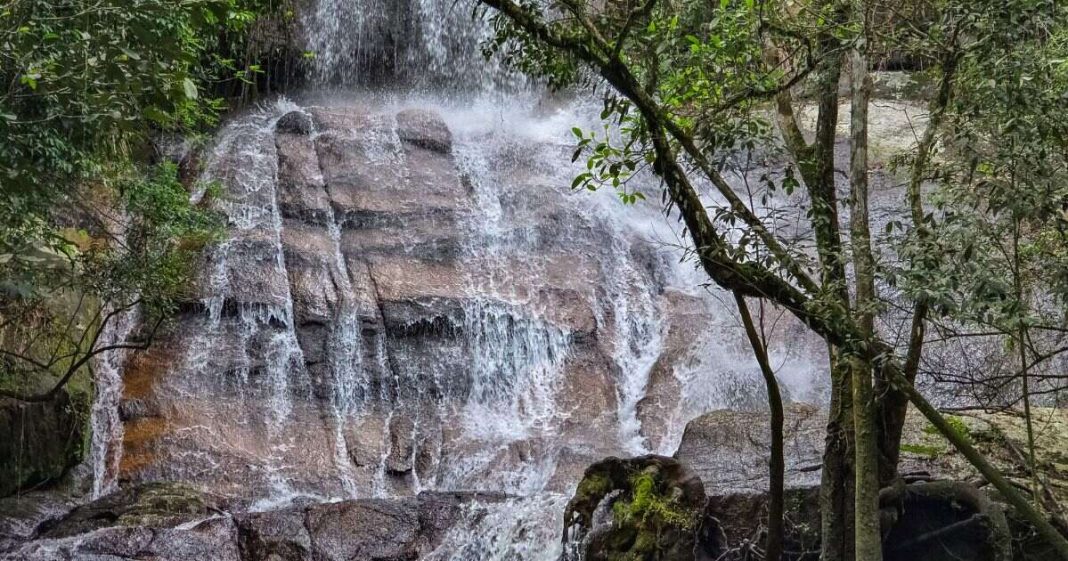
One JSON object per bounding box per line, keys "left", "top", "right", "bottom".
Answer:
{"left": 182, "top": 78, "right": 198, "bottom": 100}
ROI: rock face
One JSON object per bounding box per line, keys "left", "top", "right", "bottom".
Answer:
{"left": 0, "top": 391, "right": 90, "bottom": 497}
{"left": 1, "top": 483, "right": 503, "bottom": 561}
{"left": 111, "top": 102, "right": 826, "bottom": 507}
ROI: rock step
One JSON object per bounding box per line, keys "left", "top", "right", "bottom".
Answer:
{"left": 1, "top": 482, "right": 507, "bottom": 561}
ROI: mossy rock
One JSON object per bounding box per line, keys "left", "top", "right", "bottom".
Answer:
{"left": 563, "top": 455, "right": 709, "bottom": 561}
{"left": 38, "top": 481, "right": 225, "bottom": 538}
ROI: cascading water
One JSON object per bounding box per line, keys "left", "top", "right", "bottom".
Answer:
{"left": 67, "top": 0, "right": 828, "bottom": 557}
{"left": 89, "top": 306, "right": 139, "bottom": 498}
{"left": 303, "top": 0, "right": 522, "bottom": 91}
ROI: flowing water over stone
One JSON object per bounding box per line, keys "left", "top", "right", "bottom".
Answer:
{"left": 4, "top": 1, "right": 832, "bottom": 559}
{"left": 90, "top": 92, "right": 826, "bottom": 560}
{"left": 89, "top": 307, "right": 140, "bottom": 499}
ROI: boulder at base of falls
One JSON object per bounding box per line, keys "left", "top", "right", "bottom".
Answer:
{"left": 561, "top": 454, "right": 1015, "bottom": 561}
{"left": 395, "top": 108, "right": 452, "bottom": 154}
{"left": 559, "top": 406, "right": 1066, "bottom": 561}
{"left": 36, "top": 481, "right": 226, "bottom": 539}
{"left": 674, "top": 404, "right": 826, "bottom": 495}
{"left": 561, "top": 455, "right": 711, "bottom": 561}
{"left": 276, "top": 110, "right": 313, "bottom": 135}
{"left": 1, "top": 482, "right": 506, "bottom": 561}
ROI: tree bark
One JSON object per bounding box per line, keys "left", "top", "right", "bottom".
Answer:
{"left": 734, "top": 294, "right": 785, "bottom": 561}
{"left": 848, "top": 5, "right": 883, "bottom": 559}
{"left": 822, "top": 354, "right": 856, "bottom": 561}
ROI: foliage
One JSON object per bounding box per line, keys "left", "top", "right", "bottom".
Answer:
{"left": 885, "top": 0, "right": 1068, "bottom": 405}
{"left": 893, "top": 0, "right": 1068, "bottom": 317}
{"left": 0, "top": 0, "right": 273, "bottom": 400}
{"left": 478, "top": 0, "right": 1068, "bottom": 556}
{"left": 485, "top": 0, "right": 781, "bottom": 211}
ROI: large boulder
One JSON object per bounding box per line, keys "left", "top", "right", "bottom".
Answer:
{"left": 236, "top": 492, "right": 498, "bottom": 561}
{"left": 0, "top": 491, "right": 75, "bottom": 552}
{"left": 674, "top": 404, "right": 825, "bottom": 494}
{"left": 37, "top": 482, "right": 225, "bottom": 539}
{"left": 6, "top": 517, "right": 242, "bottom": 561}
{"left": 562, "top": 455, "right": 711, "bottom": 561}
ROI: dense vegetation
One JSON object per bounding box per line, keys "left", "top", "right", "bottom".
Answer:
{"left": 0, "top": 0, "right": 282, "bottom": 401}
{"left": 477, "top": 0, "right": 1068, "bottom": 558}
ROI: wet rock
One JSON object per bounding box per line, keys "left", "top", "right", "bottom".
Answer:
{"left": 385, "top": 415, "right": 417, "bottom": 475}
{"left": 5, "top": 517, "right": 241, "bottom": 561}
{"left": 117, "top": 102, "right": 750, "bottom": 503}
{"left": 4, "top": 491, "right": 503, "bottom": 561}
{"left": 306, "top": 499, "right": 419, "bottom": 560}
{"left": 276, "top": 133, "right": 330, "bottom": 224}
{"left": 38, "top": 482, "right": 225, "bottom": 539}
{"left": 0, "top": 390, "right": 90, "bottom": 498}
{"left": 675, "top": 405, "right": 826, "bottom": 494}
{"left": 307, "top": 105, "right": 378, "bottom": 133}
{"left": 0, "top": 491, "right": 75, "bottom": 552}
{"left": 276, "top": 111, "right": 313, "bottom": 135}
{"left": 251, "top": 492, "right": 504, "bottom": 561}
{"left": 395, "top": 109, "right": 452, "bottom": 154}
{"left": 236, "top": 508, "right": 312, "bottom": 561}
{"left": 318, "top": 142, "right": 464, "bottom": 221}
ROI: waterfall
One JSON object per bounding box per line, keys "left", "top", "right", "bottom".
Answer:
{"left": 73, "top": 0, "right": 828, "bottom": 554}
{"left": 89, "top": 306, "right": 139, "bottom": 498}
{"left": 302, "top": 0, "right": 522, "bottom": 91}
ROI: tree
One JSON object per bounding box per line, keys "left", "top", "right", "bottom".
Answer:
{"left": 734, "top": 295, "right": 785, "bottom": 560}
{"left": 475, "top": 0, "right": 1068, "bottom": 557}
{"left": 0, "top": 0, "right": 278, "bottom": 402}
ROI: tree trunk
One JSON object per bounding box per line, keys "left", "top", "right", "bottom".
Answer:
{"left": 804, "top": 29, "right": 857, "bottom": 561}
{"left": 734, "top": 294, "right": 785, "bottom": 561}
{"left": 848, "top": 6, "right": 884, "bottom": 559}
{"left": 822, "top": 352, "right": 856, "bottom": 561}
{"left": 874, "top": 34, "right": 960, "bottom": 487}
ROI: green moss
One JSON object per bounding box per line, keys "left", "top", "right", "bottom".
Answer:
{"left": 633, "top": 529, "right": 659, "bottom": 552}
{"left": 900, "top": 443, "right": 946, "bottom": 459}
{"left": 923, "top": 414, "right": 972, "bottom": 443}
{"left": 575, "top": 471, "right": 613, "bottom": 503}
{"left": 612, "top": 472, "right": 698, "bottom": 530}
